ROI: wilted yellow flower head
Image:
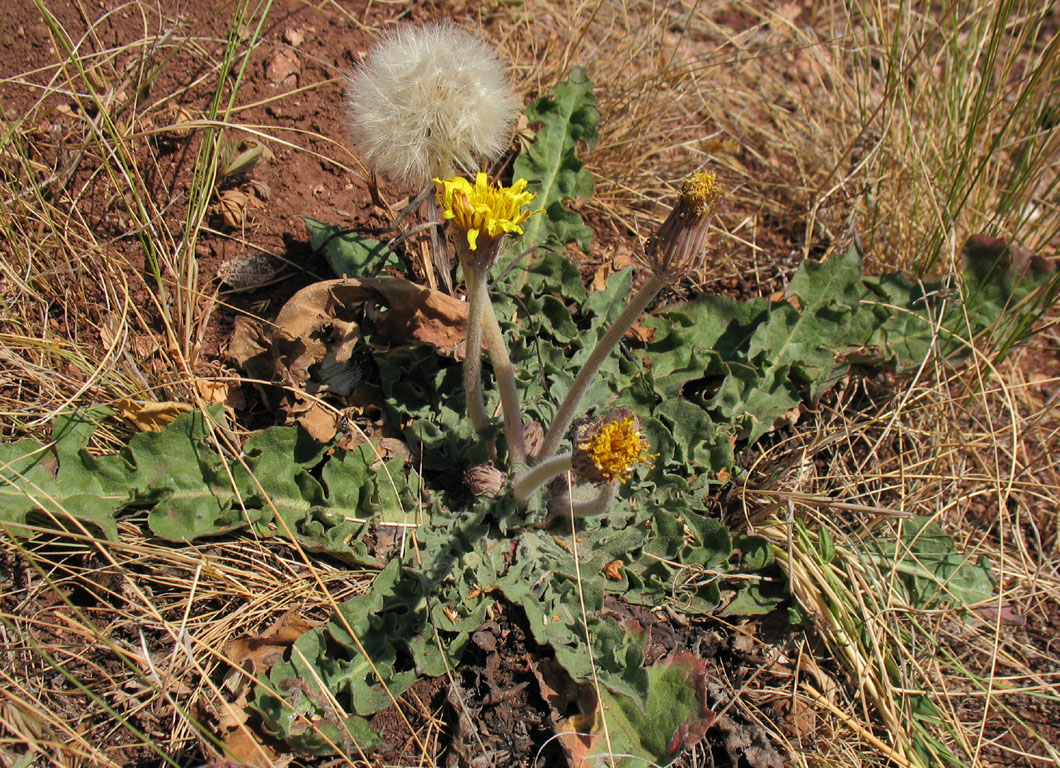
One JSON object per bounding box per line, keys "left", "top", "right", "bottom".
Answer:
{"left": 640, "top": 171, "right": 723, "bottom": 280}
{"left": 434, "top": 172, "right": 538, "bottom": 266}
{"left": 345, "top": 22, "right": 518, "bottom": 183}
{"left": 572, "top": 410, "right": 654, "bottom": 485}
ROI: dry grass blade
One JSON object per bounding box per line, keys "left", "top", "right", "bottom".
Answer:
{"left": 737, "top": 319, "right": 1060, "bottom": 766}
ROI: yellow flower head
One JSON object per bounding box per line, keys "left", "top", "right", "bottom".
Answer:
{"left": 640, "top": 170, "right": 723, "bottom": 280}
{"left": 573, "top": 411, "right": 655, "bottom": 485}
{"left": 434, "top": 173, "right": 539, "bottom": 265}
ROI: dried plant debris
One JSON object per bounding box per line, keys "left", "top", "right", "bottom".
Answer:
{"left": 230, "top": 276, "right": 469, "bottom": 439}
{"left": 217, "top": 252, "right": 284, "bottom": 292}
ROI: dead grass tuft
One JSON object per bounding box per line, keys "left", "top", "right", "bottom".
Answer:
{"left": 492, "top": 0, "right": 1059, "bottom": 291}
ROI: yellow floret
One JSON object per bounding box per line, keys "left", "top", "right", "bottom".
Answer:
{"left": 581, "top": 416, "right": 654, "bottom": 483}
{"left": 433, "top": 173, "right": 538, "bottom": 252}
{"left": 680, "top": 171, "right": 722, "bottom": 216}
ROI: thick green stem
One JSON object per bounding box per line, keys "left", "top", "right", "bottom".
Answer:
{"left": 537, "top": 273, "right": 667, "bottom": 462}
{"left": 482, "top": 298, "right": 527, "bottom": 465}
{"left": 570, "top": 481, "right": 618, "bottom": 517}
{"left": 463, "top": 263, "right": 489, "bottom": 433}
{"left": 513, "top": 452, "right": 572, "bottom": 503}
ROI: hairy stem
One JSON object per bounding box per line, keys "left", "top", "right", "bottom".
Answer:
{"left": 482, "top": 298, "right": 527, "bottom": 465}
{"left": 426, "top": 193, "right": 453, "bottom": 294}
{"left": 513, "top": 452, "right": 573, "bottom": 503}
{"left": 570, "top": 481, "right": 618, "bottom": 518}
{"left": 537, "top": 273, "right": 666, "bottom": 462}
{"left": 539, "top": 481, "right": 618, "bottom": 527}
{"left": 462, "top": 263, "right": 489, "bottom": 433}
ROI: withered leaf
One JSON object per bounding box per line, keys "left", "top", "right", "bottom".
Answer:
{"left": 116, "top": 398, "right": 193, "bottom": 432}
{"left": 224, "top": 610, "right": 318, "bottom": 676}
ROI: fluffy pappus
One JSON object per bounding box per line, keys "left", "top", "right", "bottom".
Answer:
{"left": 345, "top": 22, "right": 518, "bottom": 184}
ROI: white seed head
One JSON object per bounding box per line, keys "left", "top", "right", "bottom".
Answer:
{"left": 345, "top": 21, "right": 518, "bottom": 184}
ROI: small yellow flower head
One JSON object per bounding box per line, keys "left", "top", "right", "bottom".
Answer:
{"left": 640, "top": 170, "right": 723, "bottom": 280}
{"left": 572, "top": 409, "right": 655, "bottom": 485}
{"left": 434, "top": 172, "right": 539, "bottom": 268}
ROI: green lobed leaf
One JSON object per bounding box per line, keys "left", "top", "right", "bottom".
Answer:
{"left": 624, "top": 506, "right": 730, "bottom": 613}
{"left": 0, "top": 408, "right": 125, "bottom": 541}
{"left": 735, "top": 242, "right": 864, "bottom": 440}
{"left": 587, "top": 652, "right": 715, "bottom": 767}
{"left": 521, "top": 250, "right": 587, "bottom": 303}
{"left": 509, "top": 67, "right": 599, "bottom": 262}
{"left": 868, "top": 516, "right": 995, "bottom": 610}
{"left": 305, "top": 217, "right": 401, "bottom": 278}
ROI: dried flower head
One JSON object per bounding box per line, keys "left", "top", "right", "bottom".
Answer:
{"left": 523, "top": 420, "right": 545, "bottom": 463}
{"left": 465, "top": 462, "right": 506, "bottom": 499}
{"left": 640, "top": 171, "right": 723, "bottom": 279}
{"left": 572, "top": 409, "right": 654, "bottom": 485}
{"left": 434, "top": 172, "right": 538, "bottom": 268}
{"left": 345, "top": 22, "right": 518, "bottom": 183}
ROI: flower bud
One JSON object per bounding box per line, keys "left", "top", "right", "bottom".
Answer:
{"left": 523, "top": 420, "right": 544, "bottom": 462}
{"left": 465, "top": 462, "right": 506, "bottom": 499}
{"left": 640, "top": 171, "right": 722, "bottom": 280}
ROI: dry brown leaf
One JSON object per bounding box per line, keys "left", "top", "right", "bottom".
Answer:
{"left": 288, "top": 399, "right": 338, "bottom": 443}
{"left": 116, "top": 398, "right": 193, "bottom": 431}
{"left": 626, "top": 323, "right": 655, "bottom": 343}
{"left": 99, "top": 312, "right": 122, "bottom": 353}
{"left": 784, "top": 695, "right": 817, "bottom": 739}
{"left": 529, "top": 658, "right": 599, "bottom": 766}
{"left": 271, "top": 278, "right": 468, "bottom": 370}
{"left": 229, "top": 316, "right": 280, "bottom": 412}
{"left": 603, "top": 559, "right": 625, "bottom": 580}
{"left": 612, "top": 245, "right": 634, "bottom": 272}
{"left": 377, "top": 436, "right": 412, "bottom": 462}
{"left": 219, "top": 726, "right": 280, "bottom": 768}
{"left": 229, "top": 317, "right": 271, "bottom": 377}
{"left": 777, "top": 405, "right": 802, "bottom": 428}
{"left": 230, "top": 278, "right": 463, "bottom": 453}
{"left": 592, "top": 245, "right": 636, "bottom": 293}
{"left": 225, "top": 610, "right": 318, "bottom": 676}
{"left": 195, "top": 378, "right": 244, "bottom": 410}
{"left": 216, "top": 189, "right": 248, "bottom": 228}
{"left": 216, "top": 189, "right": 265, "bottom": 228}
{"left": 206, "top": 666, "right": 276, "bottom": 767}
{"left": 591, "top": 263, "right": 609, "bottom": 293}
